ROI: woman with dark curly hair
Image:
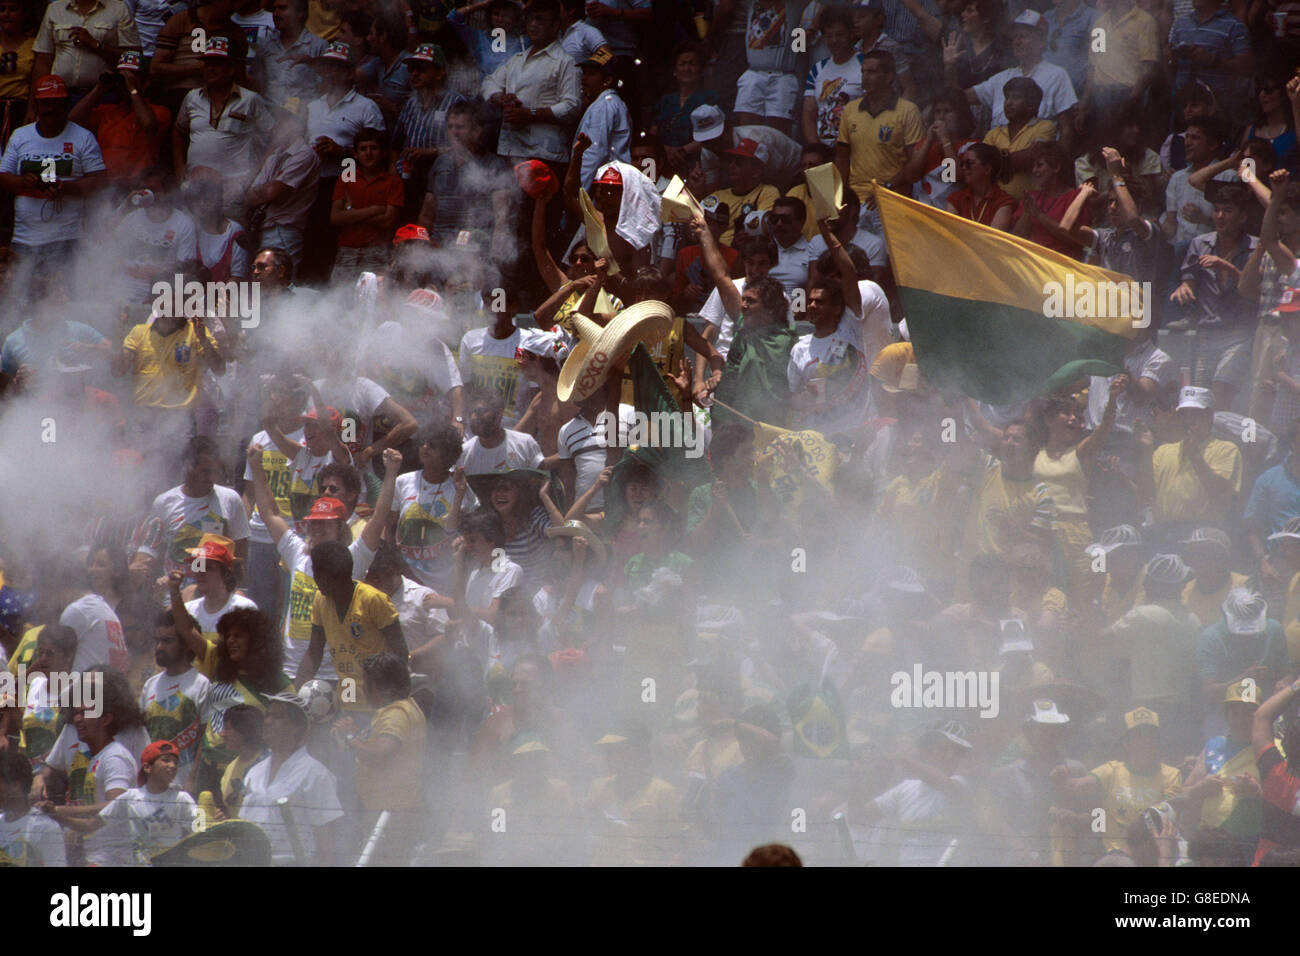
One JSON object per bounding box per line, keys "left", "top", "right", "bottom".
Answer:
{"left": 194, "top": 608, "right": 291, "bottom": 802}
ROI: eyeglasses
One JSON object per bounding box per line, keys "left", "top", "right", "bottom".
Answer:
{"left": 767, "top": 213, "right": 793, "bottom": 223}
{"left": 321, "top": 482, "right": 344, "bottom": 493}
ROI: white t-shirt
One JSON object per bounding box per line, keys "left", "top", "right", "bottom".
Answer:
{"left": 118, "top": 207, "right": 199, "bottom": 304}
{"left": 232, "top": 9, "right": 276, "bottom": 64}
{"left": 243, "top": 428, "right": 305, "bottom": 544}
{"left": 1166, "top": 166, "right": 1239, "bottom": 245}
{"left": 312, "top": 375, "right": 390, "bottom": 450}
{"left": 771, "top": 236, "right": 811, "bottom": 293}
{"left": 185, "top": 590, "right": 259, "bottom": 638}
{"left": 97, "top": 786, "right": 199, "bottom": 866}
{"left": 147, "top": 484, "right": 251, "bottom": 574}
{"left": 1085, "top": 341, "right": 1178, "bottom": 432}
{"left": 871, "top": 775, "right": 968, "bottom": 866}
{"left": 196, "top": 219, "right": 250, "bottom": 280}
{"left": 464, "top": 557, "right": 523, "bottom": 668}
{"left": 804, "top": 53, "right": 864, "bottom": 146}
{"left": 0, "top": 810, "right": 67, "bottom": 866}
{"left": 387, "top": 575, "right": 447, "bottom": 651}
{"left": 130, "top": 0, "right": 176, "bottom": 55}
{"left": 973, "top": 60, "right": 1078, "bottom": 128}
{"left": 239, "top": 746, "right": 344, "bottom": 865}
{"left": 391, "top": 470, "right": 476, "bottom": 594}
{"left": 558, "top": 414, "right": 610, "bottom": 510}
{"left": 277, "top": 530, "right": 376, "bottom": 680}
{"left": 77, "top": 740, "right": 139, "bottom": 866}
{"left": 45, "top": 724, "right": 151, "bottom": 772}
{"left": 139, "top": 666, "right": 213, "bottom": 770}
{"left": 788, "top": 312, "right": 873, "bottom": 437}
{"left": 457, "top": 326, "right": 526, "bottom": 428}
{"left": 61, "top": 593, "right": 128, "bottom": 672}
{"left": 458, "top": 429, "right": 544, "bottom": 475}
{"left": 0, "top": 121, "right": 106, "bottom": 247}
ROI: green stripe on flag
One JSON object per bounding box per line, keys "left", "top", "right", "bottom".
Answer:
{"left": 899, "top": 288, "right": 1129, "bottom": 404}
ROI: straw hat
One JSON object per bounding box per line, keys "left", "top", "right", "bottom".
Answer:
{"left": 556, "top": 300, "right": 674, "bottom": 402}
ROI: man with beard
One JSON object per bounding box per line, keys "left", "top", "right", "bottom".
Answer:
{"left": 139, "top": 611, "right": 212, "bottom": 784}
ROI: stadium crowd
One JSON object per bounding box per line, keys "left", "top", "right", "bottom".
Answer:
{"left": 5, "top": 0, "right": 1300, "bottom": 867}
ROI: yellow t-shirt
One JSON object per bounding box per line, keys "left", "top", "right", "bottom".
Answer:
{"left": 875, "top": 465, "right": 962, "bottom": 583}
{"left": 1033, "top": 447, "right": 1088, "bottom": 517}
{"left": 1182, "top": 572, "right": 1249, "bottom": 629}
{"left": 220, "top": 750, "right": 261, "bottom": 816}
{"left": 1089, "top": 6, "right": 1159, "bottom": 88}
{"left": 983, "top": 118, "right": 1057, "bottom": 199}
{"left": 7, "top": 624, "right": 39, "bottom": 678}
{"left": 1151, "top": 440, "right": 1243, "bottom": 525}
{"left": 1090, "top": 759, "right": 1182, "bottom": 854}
{"left": 707, "top": 183, "right": 780, "bottom": 247}
{"left": 310, "top": 581, "right": 398, "bottom": 711}
{"left": 307, "top": 0, "right": 340, "bottom": 40}
{"left": 960, "top": 456, "right": 1040, "bottom": 560}
{"left": 122, "top": 320, "right": 214, "bottom": 409}
{"left": 584, "top": 774, "right": 682, "bottom": 866}
{"left": 357, "top": 697, "right": 426, "bottom": 810}
{"left": 0, "top": 38, "right": 34, "bottom": 100}
{"left": 553, "top": 288, "right": 622, "bottom": 334}
{"left": 683, "top": 733, "right": 743, "bottom": 782}
{"left": 836, "top": 95, "right": 924, "bottom": 202}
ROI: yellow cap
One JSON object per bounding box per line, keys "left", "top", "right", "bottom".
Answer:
{"left": 1225, "top": 679, "right": 1260, "bottom": 705}
{"left": 1124, "top": 706, "right": 1159, "bottom": 731}
{"left": 595, "top": 733, "right": 629, "bottom": 746}
{"left": 512, "top": 740, "right": 550, "bottom": 756}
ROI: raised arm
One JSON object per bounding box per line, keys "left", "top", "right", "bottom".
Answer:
{"left": 695, "top": 207, "right": 740, "bottom": 319}
{"left": 362, "top": 449, "right": 404, "bottom": 552}
{"left": 245, "top": 443, "right": 291, "bottom": 544}
{"left": 815, "top": 215, "right": 862, "bottom": 316}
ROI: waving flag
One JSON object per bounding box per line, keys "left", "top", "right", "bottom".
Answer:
{"left": 875, "top": 185, "right": 1144, "bottom": 404}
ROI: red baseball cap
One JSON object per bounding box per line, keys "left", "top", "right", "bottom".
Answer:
{"left": 301, "top": 405, "right": 344, "bottom": 432}
{"left": 33, "top": 75, "right": 67, "bottom": 100}
{"left": 594, "top": 165, "right": 623, "bottom": 187}
{"left": 722, "top": 137, "right": 769, "bottom": 164}
{"left": 138, "top": 740, "right": 181, "bottom": 782}
{"left": 514, "top": 159, "right": 558, "bottom": 199}
{"left": 303, "top": 497, "right": 348, "bottom": 521}
{"left": 393, "top": 223, "right": 431, "bottom": 244}
{"left": 184, "top": 538, "right": 236, "bottom": 567}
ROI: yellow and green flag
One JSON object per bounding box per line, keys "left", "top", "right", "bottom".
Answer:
{"left": 876, "top": 186, "right": 1145, "bottom": 404}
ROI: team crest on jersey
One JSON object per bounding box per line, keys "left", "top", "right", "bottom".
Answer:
{"left": 174, "top": 345, "right": 192, "bottom": 364}
{"left": 878, "top": 125, "right": 893, "bottom": 142}
{"left": 349, "top": 621, "right": 362, "bottom": 639}
{"left": 63, "top": 142, "right": 72, "bottom": 153}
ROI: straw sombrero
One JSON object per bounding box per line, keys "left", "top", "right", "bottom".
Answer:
{"left": 556, "top": 300, "right": 674, "bottom": 402}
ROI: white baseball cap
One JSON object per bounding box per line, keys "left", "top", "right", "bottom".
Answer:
{"left": 1012, "top": 9, "right": 1045, "bottom": 28}
{"left": 691, "top": 104, "right": 726, "bottom": 143}
{"left": 1177, "top": 386, "right": 1213, "bottom": 411}
{"left": 1222, "top": 588, "right": 1268, "bottom": 635}
{"left": 1088, "top": 524, "right": 1142, "bottom": 556}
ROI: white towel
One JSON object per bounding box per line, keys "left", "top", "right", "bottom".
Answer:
{"left": 596, "top": 160, "right": 661, "bottom": 251}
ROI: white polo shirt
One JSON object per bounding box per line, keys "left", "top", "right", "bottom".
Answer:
{"left": 177, "top": 85, "right": 275, "bottom": 193}
{"left": 305, "top": 87, "right": 385, "bottom": 178}
{"left": 239, "top": 746, "right": 344, "bottom": 865}
{"left": 769, "top": 235, "right": 810, "bottom": 293}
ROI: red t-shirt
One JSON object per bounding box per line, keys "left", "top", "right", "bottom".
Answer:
{"left": 332, "top": 170, "right": 405, "bottom": 248}
{"left": 947, "top": 186, "right": 1016, "bottom": 226}
{"left": 1014, "top": 186, "right": 1092, "bottom": 260}
{"left": 86, "top": 102, "right": 171, "bottom": 184}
